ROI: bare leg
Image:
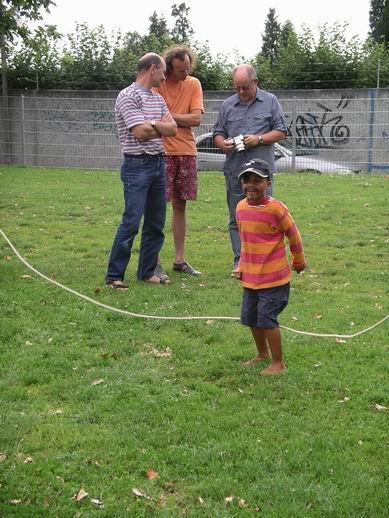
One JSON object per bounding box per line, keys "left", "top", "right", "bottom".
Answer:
{"left": 260, "top": 327, "right": 286, "bottom": 375}
{"left": 243, "top": 327, "right": 270, "bottom": 365}
{"left": 172, "top": 198, "right": 186, "bottom": 263}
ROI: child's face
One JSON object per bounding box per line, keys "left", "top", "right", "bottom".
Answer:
{"left": 241, "top": 173, "right": 271, "bottom": 203}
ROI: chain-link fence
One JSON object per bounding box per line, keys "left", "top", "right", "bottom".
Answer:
{"left": 1, "top": 89, "right": 388, "bottom": 173}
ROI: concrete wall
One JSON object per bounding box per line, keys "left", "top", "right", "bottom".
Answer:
{"left": 1, "top": 88, "right": 388, "bottom": 171}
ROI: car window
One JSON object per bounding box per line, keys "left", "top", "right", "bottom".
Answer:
{"left": 196, "top": 136, "right": 224, "bottom": 154}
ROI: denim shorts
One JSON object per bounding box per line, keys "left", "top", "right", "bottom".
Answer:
{"left": 241, "top": 283, "right": 290, "bottom": 328}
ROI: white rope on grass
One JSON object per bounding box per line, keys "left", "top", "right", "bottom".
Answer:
{"left": 1, "top": 228, "right": 388, "bottom": 339}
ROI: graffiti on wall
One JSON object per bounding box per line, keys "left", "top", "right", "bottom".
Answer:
{"left": 285, "top": 95, "right": 352, "bottom": 148}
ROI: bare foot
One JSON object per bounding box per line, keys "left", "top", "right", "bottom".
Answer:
{"left": 243, "top": 355, "right": 269, "bottom": 366}
{"left": 260, "top": 363, "right": 286, "bottom": 376}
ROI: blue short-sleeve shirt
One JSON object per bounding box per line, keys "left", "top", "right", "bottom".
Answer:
{"left": 213, "top": 88, "right": 287, "bottom": 175}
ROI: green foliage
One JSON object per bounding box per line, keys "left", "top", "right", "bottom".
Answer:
{"left": 0, "top": 0, "right": 55, "bottom": 42}
{"left": 0, "top": 167, "right": 388, "bottom": 516}
{"left": 171, "top": 2, "right": 194, "bottom": 44}
{"left": 3, "top": 5, "right": 389, "bottom": 90}
{"left": 261, "top": 7, "right": 281, "bottom": 66}
{"left": 369, "top": 0, "right": 389, "bottom": 45}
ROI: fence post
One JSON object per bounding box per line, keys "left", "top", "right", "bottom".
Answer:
{"left": 21, "top": 94, "right": 26, "bottom": 166}
{"left": 376, "top": 59, "right": 381, "bottom": 89}
{"left": 367, "top": 89, "right": 376, "bottom": 173}
{"left": 291, "top": 98, "right": 297, "bottom": 171}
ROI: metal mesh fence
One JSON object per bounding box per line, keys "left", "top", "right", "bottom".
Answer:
{"left": 1, "top": 90, "right": 388, "bottom": 173}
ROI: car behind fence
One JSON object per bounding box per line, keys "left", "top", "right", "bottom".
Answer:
{"left": 0, "top": 88, "right": 388, "bottom": 173}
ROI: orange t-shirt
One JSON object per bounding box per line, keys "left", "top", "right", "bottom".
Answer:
{"left": 154, "top": 76, "right": 204, "bottom": 155}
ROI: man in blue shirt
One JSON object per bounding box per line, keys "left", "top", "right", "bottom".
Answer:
{"left": 213, "top": 64, "right": 287, "bottom": 274}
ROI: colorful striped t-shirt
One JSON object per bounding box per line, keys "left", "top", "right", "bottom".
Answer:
{"left": 236, "top": 196, "right": 306, "bottom": 289}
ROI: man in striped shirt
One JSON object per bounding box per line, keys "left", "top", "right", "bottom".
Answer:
{"left": 235, "top": 159, "right": 306, "bottom": 375}
{"left": 105, "top": 53, "right": 177, "bottom": 289}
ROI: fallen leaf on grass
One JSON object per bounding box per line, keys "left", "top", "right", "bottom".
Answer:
{"left": 91, "top": 498, "right": 104, "bottom": 508}
{"left": 132, "top": 488, "right": 151, "bottom": 500}
{"left": 374, "top": 403, "right": 387, "bottom": 412}
{"left": 314, "top": 312, "right": 322, "bottom": 320}
{"left": 91, "top": 379, "right": 104, "bottom": 386}
{"left": 21, "top": 275, "right": 32, "bottom": 280}
{"left": 338, "top": 397, "right": 350, "bottom": 403}
{"left": 10, "top": 499, "right": 22, "bottom": 505}
{"left": 25, "top": 341, "right": 32, "bottom": 346}
{"left": 206, "top": 320, "right": 215, "bottom": 325}
{"left": 72, "top": 488, "right": 89, "bottom": 502}
{"left": 0, "top": 452, "right": 6, "bottom": 462}
{"left": 5, "top": 256, "right": 12, "bottom": 261}
{"left": 314, "top": 363, "right": 322, "bottom": 368}
{"left": 148, "top": 347, "right": 172, "bottom": 358}
{"left": 146, "top": 469, "right": 159, "bottom": 480}
{"left": 291, "top": 316, "right": 299, "bottom": 321}
{"left": 94, "top": 287, "right": 102, "bottom": 294}
{"left": 198, "top": 496, "right": 205, "bottom": 505}
{"left": 255, "top": 506, "right": 262, "bottom": 512}
{"left": 238, "top": 498, "right": 248, "bottom": 508}
{"left": 48, "top": 409, "right": 63, "bottom": 416}
{"left": 224, "top": 495, "right": 234, "bottom": 505}
{"left": 44, "top": 496, "right": 50, "bottom": 507}
{"left": 335, "top": 338, "right": 347, "bottom": 344}
{"left": 23, "top": 456, "right": 34, "bottom": 464}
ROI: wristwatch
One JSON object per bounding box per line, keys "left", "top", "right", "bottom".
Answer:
{"left": 257, "top": 135, "right": 265, "bottom": 145}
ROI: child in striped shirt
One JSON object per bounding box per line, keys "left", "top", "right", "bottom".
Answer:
{"left": 235, "top": 159, "right": 306, "bottom": 375}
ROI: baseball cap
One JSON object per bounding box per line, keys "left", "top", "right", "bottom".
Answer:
{"left": 238, "top": 159, "right": 270, "bottom": 179}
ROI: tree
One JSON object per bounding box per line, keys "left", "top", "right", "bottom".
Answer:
{"left": 0, "top": 0, "right": 55, "bottom": 95}
{"left": 171, "top": 2, "right": 193, "bottom": 44}
{"left": 369, "top": 0, "right": 389, "bottom": 46}
{"left": 261, "top": 7, "right": 281, "bottom": 66}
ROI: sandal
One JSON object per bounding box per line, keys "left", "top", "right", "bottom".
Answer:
{"left": 173, "top": 261, "right": 202, "bottom": 276}
{"left": 105, "top": 280, "right": 129, "bottom": 291}
{"left": 145, "top": 274, "right": 170, "bottom": 285}
{"left": 154, "top": 263, "right": 170, "bottom": 283}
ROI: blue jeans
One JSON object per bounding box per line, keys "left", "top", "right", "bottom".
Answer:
{"left": 106, "top": 154, "right": 166, "bottom": 282}
{"left": 225, "top": 173, "right": 273, "bottom": 269}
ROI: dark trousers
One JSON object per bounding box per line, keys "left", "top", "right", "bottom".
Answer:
{"left": 106, "top": 154, "right": 166, "bottom": 282}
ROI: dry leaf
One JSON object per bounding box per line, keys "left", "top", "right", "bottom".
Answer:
{"left": 314, "top": 363, "right": 322, "bottom": 368}
{"left": 206, "top": 320, "right": 215, "bottom": 325}
{"left": 314, "top": 312, "right": 322, "bottom": 320}
{"left": 338, "top": 396, "right": 350, "bottom": 403}
{"left": 90, "top": 498, "right": 104, "bottom": 508}
{"left": 255, "top": 506, "right": 262, "bottom": 512}
{"left": 73, "top": 488, "right": 89, "bottom": 502}
{"left": 374, "top": 403, "right": 387, "bottom": 412}
{"left": 146, "top": 469, "right": 159, "bottom": 480}
{"left": 25, "top": 341, "right": 32, "bottom": 346}
{"left": 198, "top": 496, "right": 205, "bottom": 505}
{"left": 44, "top": 496, "right": 50, "bottom": 507}
{"left": 149, "top": 347, "right": 172, "bottom": 358}
{"left": 0, "top": 452, "right": 6, "bottom": 462}
{"left": 224, "top": 495, "right": 234, "bottom": 505}
{"left": 5, "top": 256, "right": 12, "bottom": 261}
{"left": 56, "top": 476, "right": 65, "bottom": 484}
{"left": 132, "top": 488, "right": 151, "bottom": 500}
{"left": 291, "top": 316, "right": 298, "bottom": 321}
{"left": 94, "top": 287, "right": 102, "bottom": 294}
{"left": 48, "top": 409, "right": 63, "bottom": 415}
{"left": 238, "top": 498, "right": 248, "bottom": 508}
{"left": 91, "top": 379, "right": 104, "bottom": 386}
{"left": 21, "top": 275, "right": 32, "bottom": 280}
{"left": 335, "top": 338, "right": 346, "bottom": 344}
{"left": 10, "top": 499, "right": 22, "bottom": 505}
{"left": 24, "top": 456, "right": 34, "bottom": 464}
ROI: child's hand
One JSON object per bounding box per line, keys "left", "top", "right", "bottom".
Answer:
{"left": 292, "top": 263, "right": 306, "bottom": 274}
{"left": 234, "top": 270, "right": 242, "bottom": 279}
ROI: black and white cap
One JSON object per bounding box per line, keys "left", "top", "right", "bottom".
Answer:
{"left": 238, "top": 159, "right": 270, "bottom": 179}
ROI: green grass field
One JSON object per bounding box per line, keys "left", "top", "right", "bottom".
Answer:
{"left": 0, "top": 166, "right": 388, "bottom": 517}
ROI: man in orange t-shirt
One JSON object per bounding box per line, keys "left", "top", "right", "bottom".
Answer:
{"left": 154, "top": 46, "right": 204, "bottom": 278}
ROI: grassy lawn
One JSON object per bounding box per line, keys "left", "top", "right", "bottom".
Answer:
{"left": 0, "top": 166, "right": 388, "bottom": 517}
